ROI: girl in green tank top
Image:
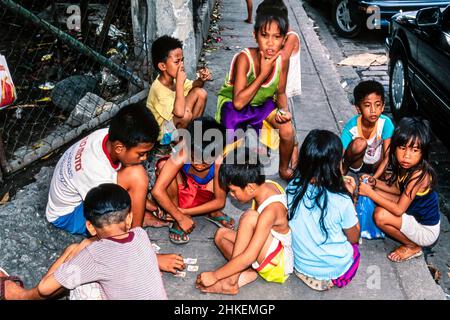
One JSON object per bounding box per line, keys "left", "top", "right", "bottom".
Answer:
{"left": 214, "top": 6, "right": 296, "bottom": 180}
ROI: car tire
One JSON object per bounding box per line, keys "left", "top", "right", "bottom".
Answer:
{"left": 331, "top": 0, "right": 362, "bottom": 38}
{"left": 389, "top": 52, "right": 415, "bottom": 121}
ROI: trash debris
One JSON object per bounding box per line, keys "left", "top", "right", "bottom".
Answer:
{"left": 38, "top": 82, "right": 55, "bottom": 91}
{"left": 96, "top": 22, "right": 126, "bottom": 40}
{"left": 51, "top": 75, "right": 99, "bottom": 112}
{"left": 116, "top": 41, "right": 128, "bottom": 57}
{"left": 101, "top": 67, "right": 121, "bottom": 88}
{"left": 41, "top": 54, "right": 53, "bottom": 62}
{"left": 187, "top": 265, "right": 199, "bottom": 272}
{"left": 338, "top": 53, "right": 388, "bottom": 67}
{"left": 0, "top": 54, "right": 17, "bottom": 109}
{"left": 427, "top": 264, "right": 441, "bottom": 283}
{"left": 0, "top": 192, "right": 9, "bottom": 205}
{"left": 66, "top": 92, "right": 114, "bottom": 127}
{"left": 183, "top": 258, "right": 197, "bottom": 265}
{"left": 40, "top": 150, "right": 57, "bottom": 161}
{"left": 36, "top": 97, "right": 51, "bottom": 103}
{"left": 341, "top": 81, "right": 348, "bottom": 88}
{"left": 14, "top": 107, "right": 23, "bottom": 119}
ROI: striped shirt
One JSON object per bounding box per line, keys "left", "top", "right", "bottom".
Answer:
{"left": 54, "top": 227, "right": 167, "bottom": 300}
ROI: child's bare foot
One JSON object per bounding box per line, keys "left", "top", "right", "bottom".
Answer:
{"left": 143, "top": 212, "right": 171, "bottom": 228}
{"left": 237, "top": 269, "right": 258, "bottom": 287}
{"left": 244, "top": 18, "right": 252, "bottom": 24}
{"left": 198, "top": 278, "right": 239, "bottom": 295}
{"left": 388, "top": 245, "right": 423, "bottom": 262}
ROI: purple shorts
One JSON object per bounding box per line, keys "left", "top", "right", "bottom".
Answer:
{"left": 220, "top": 99, "right": 276, "bottom": 143}
{"left": 332, "top": 244, "right": 360, "bottom": 288}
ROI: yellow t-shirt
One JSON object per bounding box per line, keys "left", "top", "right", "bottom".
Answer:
{"left": 146, "top": 76, "right": 193, "bottom": 141}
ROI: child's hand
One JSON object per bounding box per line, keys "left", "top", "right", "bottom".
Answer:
{"left": 275, "top": 109, "right": 292, "bottom": 123}
{"left": 157, "top": 253, "right": 185, "bottom": 274}
{"left": 343, "top": 175, "right": 356, "bottom": 195}
{"left": 196, "top": 272, "right": 218, "bottom": 288}
{"left": 198, "top": 67, "right": 212, "bottom": 81}
{"left": 358, "top": 181, "right": 373, "bottom": 197}
{"left": 260, "top": 51, "right": 280, "bottom": 79}
{"left": 177, "top": 214, "right": 195, "bottom": 234}
{"left": 360, "top": 174, "right": 376, "bottom": 187}
{"left": 176, "top": 61, "right": 187, "bottom": 84}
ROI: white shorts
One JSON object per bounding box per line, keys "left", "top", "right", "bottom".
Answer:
{"left": 400, "top": 214, "right": 440, "bottom": 247}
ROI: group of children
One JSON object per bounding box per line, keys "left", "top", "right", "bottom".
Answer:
{"left": 0, "top": 0, "right": 441, "bottom": 300}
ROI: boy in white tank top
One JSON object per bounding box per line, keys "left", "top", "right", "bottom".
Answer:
{"left": 196, "top": 148, "right": 293, "bottom": 295}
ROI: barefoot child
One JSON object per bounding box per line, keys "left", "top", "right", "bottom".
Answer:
{"left": 287, "top": 130, "right": 360, "bottom": 291}
{"left": 152, "top": 117, "right": 235, "bottom": 244}
{"left": 1, "top": 184, "right": 168, "bottom": 300}
{"left": 196, "top": 148, "right": 293, "bottom": 295}
{"left": 46, "top": 103, "right": 162, "bottom": 235}
{"left": 359, "top": 117, "right": 440, "bottom": 262}
{"left": 147, "top": 35, "right": 211, "bottom": 146}
{"left": 341, "top": 80, "right": 394, "bottom": 179}
{"left": 215, "top": 7, "right": 296, "bottom": 180}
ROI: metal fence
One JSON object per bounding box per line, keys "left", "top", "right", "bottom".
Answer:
{"left": 0, "top": 0, "right": 151, "bottom": 181}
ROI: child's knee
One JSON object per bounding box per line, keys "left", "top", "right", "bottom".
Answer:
{"left": 214, "top": 227, "right": 229, "bottom": 244}
{"left": 193, "top": 87, "right": 208, "bottom": 100}
{"left": 278, "top": 122, "right": 295, "bottom": 141}
{"left": 373, "top": 207, "right": 388, "bottom": 226}
{"left": 240, "top": 209, "right": 259, "bottom": 224}
{"left": 120, "top": 165, "right": 149, "bottom": 187}
{"left": 350, "top": 138, "right": 368, "bottom": 155}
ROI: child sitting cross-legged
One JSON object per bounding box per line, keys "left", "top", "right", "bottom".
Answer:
{"left": 195, "top": 147, "right": 293, "bottom": 295}
{"left": 151, "top": 117, "right": 235, "bottom": 245}
{"left": 0, "top": 184, "right": 168, "bottom": 300}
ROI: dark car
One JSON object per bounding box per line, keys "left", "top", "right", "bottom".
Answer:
{"left": 386, "top": 6, "right": 450, "bottom": 144}
{"left": 307, "top": 0, "right": 450, "bottom": 37}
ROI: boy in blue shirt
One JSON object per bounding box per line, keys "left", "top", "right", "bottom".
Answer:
{"left": 341, "top": 80, "right": 394, "bottom": 179}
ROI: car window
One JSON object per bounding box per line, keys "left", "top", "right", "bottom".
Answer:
{"left": 443, "top": 5, "right": 450, "bottom": 30}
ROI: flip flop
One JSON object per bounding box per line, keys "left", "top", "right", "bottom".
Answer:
{"left": 204, "top": 213, "right": 234, "bottom": 229}
{"left": 169, "top": 225, "right": 190, "bottom": 245}
{"left": 294, "top": 270, "right": 333, "bottom": 292}
{"left": 0, "top": 267, "right": 24, "bottom": 300}
{"left": 387, "top": 246, "right": 423, "bottom": 263}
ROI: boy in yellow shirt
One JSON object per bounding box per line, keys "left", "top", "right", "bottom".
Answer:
{"left": 147, "top": 35, "right": 212, "bottom": 145}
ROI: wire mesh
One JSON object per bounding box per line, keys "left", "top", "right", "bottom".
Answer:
{"left": 0, "top": 0, "right": 149, "bottom": 175}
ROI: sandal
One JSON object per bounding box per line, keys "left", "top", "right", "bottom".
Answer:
{"left": 387, "top": 245, "right": 423, "bottom": 263}
{"left": 204, "top": 212, "right": 235, "bottom": 229}
{"left": 0, "top": 268, "right": 24, "bottom": 300}
{"left": 294, "top": 270, "right": 334, "bottom": 291}
{"left": 169, "top": 224, "right": 190, "bottom": 245}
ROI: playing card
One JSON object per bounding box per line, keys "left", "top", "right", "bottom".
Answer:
{"left": 183, "top": 258, "right": 197, "bottom": 265}
{"left": 187, "top": 265, "right": 199, "bottom": 272}
{"left": 151, "top": 243, "right": 161, "bottom": 253}
{"left": 174, "top": 271, "right": 186, "bottom": 278}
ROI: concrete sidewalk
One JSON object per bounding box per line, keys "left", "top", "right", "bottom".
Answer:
{"left": 157, "top": 0, "right": 445, "bottom": 299}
